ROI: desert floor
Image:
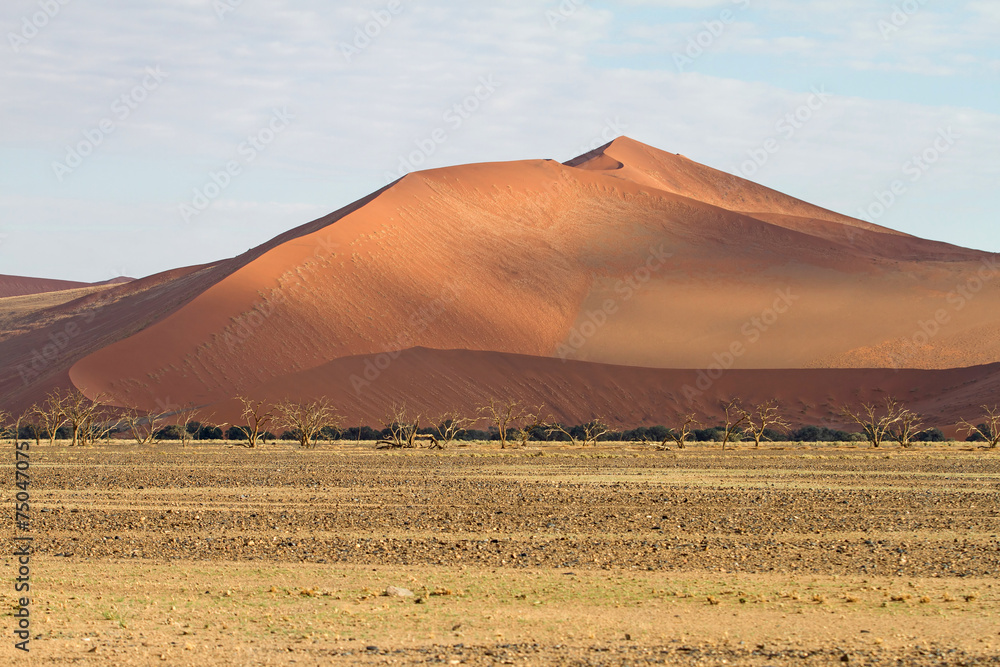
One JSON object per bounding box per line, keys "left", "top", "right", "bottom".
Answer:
{"left": 2, "top": 441, "right": 999, "bottom": 665}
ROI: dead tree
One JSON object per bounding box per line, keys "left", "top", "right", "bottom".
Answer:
{"left": 543, "top": 422, "right": 576, "bottom": 445}
{"left": 277, "top": 398, "right": 339, "bottom": 449}
{"left": 719, "top": 399, "right": 750, "bottom": 451}
{"left": 11, "top": 410, "right": 33, "bottom": 445}
{"left": 86, "top": 405, "right": 121, "bottom": 444}
{"left": 480, "top": 398, "right": 526, "bottom": 450}
{"left": 544, "top": 417, "right": 609, "bottom": 447}
{"left": 236, "top": 396, "right": 275, "bottom": 448}
{"left": 60, "top": 390, "right": 108, "bottom": 446}
{"left": 512, "top": 406, "right": 549, "bottom": 448}
{"left": 842, "top": 397, "right": 903, "bottom": 448}
{"left": 660, "top": 414, "right": 699, "bottom": 450}
{"left": 376, "top": 404, "right": 436, "bottom": 449}
{"left": 34, "top": 392, "right": 67, "bottom": 444}
{"left": 890, "top": 408, "right": 925, "bottom": 448}
{"left": 580, "top": 419, "right": 610, "bottom": 446}
{"left": 739, "top": 400, "right": 791, "bottom": 448}
{"left": 121, "top": 407, "right": 167, "bottom": 445}
{"left": 16, "top": 409, "right": 42, "bottom": 446}
{"left": 958, "top": 406, "right": 1000, "bottom": 449}
{"left": 0, "top": 409, "right": 10, "bottom": 440}
{"left": 431, "top": 411, "right": 476, "bottom": 449}
{"left": 173, "top": 404, "right": 204, "bottom": 446}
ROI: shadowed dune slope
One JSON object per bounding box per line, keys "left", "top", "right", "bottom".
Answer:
{"left": 209, "top": 347, "right": 1000, "bottom": 434}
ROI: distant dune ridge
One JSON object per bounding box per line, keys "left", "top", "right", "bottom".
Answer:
{"left": 1, "top": 137, "right": 998, "bottom": 430}
{"left": 0, "top": 274, "right": 132, "bottom": 299}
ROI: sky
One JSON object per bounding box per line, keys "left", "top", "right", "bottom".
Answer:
{"left": 1, "top": 0, "right": 998, "bottom": 282}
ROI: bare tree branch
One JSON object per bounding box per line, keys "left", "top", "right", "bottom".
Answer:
{"left": 512, "top": 406, "right": 549, "bottom": 449}
{"left": 580, "top": 419, "right": 609, "bottom": 447}
{"left": 121, "top": 407, "right": 167, "bottom": 445}
{"left": 660, "top": 414, "right": 699, "bottom": 450}
{"left": 431, "top": 411, "right": 476, "bottom": 449}
{"left": 172, "top": 404, "right": 204, "bottom": 446}
{"left": 17, "top": 407, "right": 42, "bottom": 446}
{"left": 480, "top": 399, "right": 526, "bottom": 450}
{"left": 842, "top": 397, "right": 903, "bottom": 448}
{"left": 277, "top": 398, "right": 340, "bottom": 449}
{"left": 890, "top": 408, "right": 925, "bottom": 448}
{"left": 34, "top": 391, "right": 67, "bottom": 445}
{"left": 60, "top": 390, "right": 109, "bottom": 446}
{"left": 958, "top": 405, "right": 1000, "bottom": 449}
{"left": 236, "top": 396, "right": 275, "bottom": 448}
{"left": 376, "top": 404, "right": 435, "bottom": 449}
{"left": 739, "top": 400, "right": 791, "bottom": 448}
{"left": 720, "top": 399, "right": 750, "bottom": 451}
{"left": 0, "top": 409, "right": 11, "bottom": 441}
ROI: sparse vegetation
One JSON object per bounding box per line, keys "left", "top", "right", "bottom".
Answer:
{"left": 480, "top": 398, "right": 526, "bottom": 450}
{"left": 545, "top": 417, "right": 609, "bottom": 447}
{"left": 890, "top": 406, "right": 926, "bottom": 448}
{"left": 431, "top": 411, "right": 476, "bottom": 448}
{"left": 60, "top": 389, "right": 112, "bottom": 446}
{"left": 376, "top": 404, "right": 436, "bottom": 449}
{"left": 120, "top": 407, "right": 167, "bottom": 445}
{"left": 3, "top": 393, "right": 997, "bottom": 451}
{"left": 660, "top": 414, "right": 699, "bottom": 449}
{"left": 719, "top": 399, "right": 750, "bottom": 451}
{"left": 236, "top": 396, "right": 275, "bottom": 448}
{"left": 740, "top": 399, "right": 791, "bottom": 448}
{"left": 276, "top": 397, "right": 339, "bottom": 449}
{"left": 842, "top": 397, "right": 904, "bottom": 448}
{"left": 958, "top": 405, "right": 1000, "bottom": 448}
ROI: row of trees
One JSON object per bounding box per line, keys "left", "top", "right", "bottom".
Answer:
{"left": 659, "top": 398, "right": 998, "bottom": 450}
{"left": 0, "top": 392, "right": 342, "bottom": 449}
{"left": 1, "top": 393, "right": 998, "bottom": 450}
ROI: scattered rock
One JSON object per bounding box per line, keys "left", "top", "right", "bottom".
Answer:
{"left": 383, "top": 586, "right": 414, "bottom": 597}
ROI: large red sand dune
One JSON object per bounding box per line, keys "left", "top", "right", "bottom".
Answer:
{"left": 1, "top": 137, "right": 998, "bottom": 429}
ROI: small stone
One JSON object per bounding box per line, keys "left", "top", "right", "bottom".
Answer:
{"left": 383, "top": 586, "right": 414, "bottom": 597}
